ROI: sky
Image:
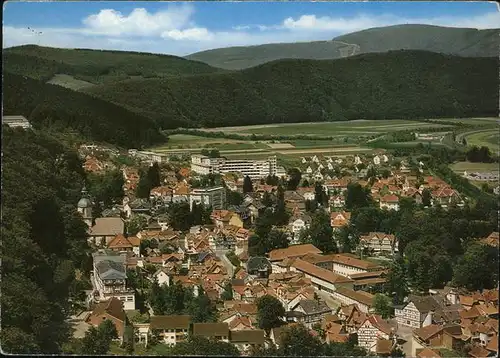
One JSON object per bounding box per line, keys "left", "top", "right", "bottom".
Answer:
{"left": 3, "top": 1, "right": 500, "bottom": 56}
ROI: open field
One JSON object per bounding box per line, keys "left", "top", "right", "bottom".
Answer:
{"left": 202, "top": 119, "right": 453, "bottom": 136}
{"left": 465, "top": 129, "right": 499, "bottom": 153}
{"left": 450, "top": 161, "right": 499, "bottom": 173}
{"left": 47, "top": 74, "right": 95, "bottom": 90}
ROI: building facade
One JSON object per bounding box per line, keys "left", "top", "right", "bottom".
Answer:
{"left": 189, "top": 186, "right": 226, "bottom": 210}
{"left": 191, "top": 155, "right": 278, "bottom": 179}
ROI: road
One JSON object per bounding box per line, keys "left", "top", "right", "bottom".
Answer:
{"left": 216, "top": 248, "right": 235, "bottom": 278}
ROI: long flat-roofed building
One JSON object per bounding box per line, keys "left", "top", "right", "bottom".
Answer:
{"left": 2, "top": 115, "right": 32, "bottom": 129}
{"left": 191, "top": 154, "right": 277, "bottom": 179}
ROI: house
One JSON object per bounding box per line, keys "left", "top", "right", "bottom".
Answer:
{"left": 288, "top": 299, "right": 332, "bottom": 328}
{"left": 354, "top": 156, "right": 362, "bottom": 165}
{"left": 149, "top": 315, "right": 190, "bottom": 346}
{"left": 330, "top": 211, "right": 351, "bottom": 230}
{"left": 357, "top": 314, "right": 395, "bottom": 352}
{"left": 417, "top": 347, "right": 442, "bottom": 358}
{"left": 86, "top": 297, "right": 126, "bottom": 341}
{"left": 306, "top": 166, "right": 313, "bottom": 174}
{"left": 288, "top": 214, "right": 312, "bottom": 237}
{"left": 330, "top": 254, "right": 383, "bottom": 277}
{"left": 395, "top": 295, "right": 447, "bottom": 329}
{"left": 247, "top": 256, "right": 272, "bottom": 278}
{"left": 291, "top": 258, "right": 354, "bottom": 295}
{"left": 412, "top": 324, "right": 448, "bottom": 356}
{"left": 154, "top": 268, "right": 171, "bottom": 286}
{"left": 379, "top": 195, "right": 400, "bottom": 211}
{"left": 91, "top": 250, "right": 135, "bottom": 310}
{"left": 150, "top": 186, "right": 173, "bottom": 203}
{"left": 359, "top": 232, "right": 399, "bottom": 256}
{"left": 297, "top": 187, "right": 316, "bottom": 202}
{"left": 229, "top": 329, "right": 265, "bottom": 354}
{"left": 107, "top": 234, "right": 140, "bottom": 256}
{"left": 268, "top": 244, "right": 323, "bottom": 272}
{"left": 431, "top": 187, "right": 463, "bottom": 208}
{"left": 192, "top": 322, "right": 230, "bottom": 342}
{"left": 373, "top": 156, "right": 381, "bottom": 166}
{"left": 332, "top": 287, "right": 375, "bottom": 313}
{"left": 329, "top": 195, "right": 345, "bottom": 208}
{"left": 211, "top": 210, "right": 244, "bottom": 228}
{"left": 88, "top": 217, "right": 125, "bottom": 246}
{"left": 479, "top": 232, "right": 499, "bottom": 247}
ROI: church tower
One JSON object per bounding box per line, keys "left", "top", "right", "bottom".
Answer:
{"left": 77, "top": 186, "right": 93, "bottom": 228}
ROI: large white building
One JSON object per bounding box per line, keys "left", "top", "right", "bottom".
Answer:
{"left": 191, "top": 155, "right": 278, "bottom": 179}
{"left": 189, "top": 186, "right": 226, "bottom": 210}
{"left": 2, "top": 115, "right": 32, "bottom": 129}
{"left": 91, "top": 250, "right": 135, "bottom": 310}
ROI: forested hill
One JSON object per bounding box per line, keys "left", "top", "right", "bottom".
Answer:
{"left": 82, "top": 50, "right": 499, "bottom": 129}
{"left": 1, "top": 126, "right": 91, "bottom": 353}
{"left": 2, "top": 72, "right": 165, "bottom": 148}
{"left": 186, "top": 24, "right": 500, "bottom": 70}
{"left": 3, "top": 45, "right": 222, "bottom": 83}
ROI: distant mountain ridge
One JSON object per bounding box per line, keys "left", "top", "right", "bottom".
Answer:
{"left": 186, "top": 24, "right": 500, "bottom": 70}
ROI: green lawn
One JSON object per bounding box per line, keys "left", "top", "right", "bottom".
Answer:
{"left": 466, "top": 129, "right": 499, "bottom": 152}
{"left": 221, "top": 120, "right": 449, "bottom": 136}
{"left": 450, "top": 161, "right": 499, "bottom": 173}
{"left": 109, "top": 342, "right": 173, "bottom": 356}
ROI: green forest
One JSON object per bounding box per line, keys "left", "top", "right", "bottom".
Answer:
{"left": 1, "top": 126, "right": 92, "bottom": 353}
{"left": 83, "top": 50, "right": 498, "bottom": 128}
{"left": 2, "top": 72, "right": 165, "bottom": 148}
{"left": 187, "top": 24, "right": 499, "bottom": 70}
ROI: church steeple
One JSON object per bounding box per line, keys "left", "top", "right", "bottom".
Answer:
{"left": 77, "top": 184, "right": 93, "bottom": 228}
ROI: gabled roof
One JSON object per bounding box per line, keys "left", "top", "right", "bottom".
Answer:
{"left": 291, "top": 259, "right": 353, "bottom": 285}
{"left": 108, "top": 234, "right": 136, "bottom": 249}
{"left": 414, "top": 324, "right": 444, "bottom": 341}
{"left": 297, "top": 300, "right": 331, "bottom": 315}
{"left": 376, "top": 338, "right": 393, "bottom": 355}
{"left": 230, "top": 329, "right": 265, "bottom": 344}
{"left": 90, "top": 217, "right": 125, "bottom": 236}
{"left": 268, "top": 244, "right": 322, "bottom": 262}
{"left": 150, "top": 315, "right": 191, "bottom": 330}
{"left": 193, "top": 322, "right": 229, "bottom": 337}
{"left": 417, "top": 347, "right": 442, "bottom": 358}
{"left": 469, "top": 345, "right": 492, "bottom": 358}
{"left": 88, "top": 297, "right": 126, "bottom": 323}
{"left": 335, "top": 287, "right": 374, "bottom": 307}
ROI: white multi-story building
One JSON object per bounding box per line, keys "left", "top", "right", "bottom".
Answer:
{"left": 91, "top": 250, "right": 135, "bottom": 310}
{"left": 189, "top": 186, "right": 226, "bottom": 210}
{"left": 2, "top": 115, "right": 32, "bottom": 129}
{"left": 190, "top": 155, "right": 277, "bottom": 179}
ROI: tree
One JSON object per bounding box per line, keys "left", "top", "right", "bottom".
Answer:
{"left": 123, "top": 325, "right": 135, "bottom": 355}
{"left": 209, "top": 149, "right": 220, "bottom": 158}
{"left": 274, "top": 185, "right": 290, "bottom": 226}
{"left": 385, "top": 257, "right": 409, "bottom": 305}
{"left": 136, "top": 168, "right": 152, "bottom": 198}
{"left": 168, "top": 202, "right": 192, "bottom": 231}
{"left": 191, "top": 202, "right": 203, "bottom": 226}
{"left": 226, "top": 189, "right": 243, "bottom": 206}
{"left": 452, "top": 243, "right": 499, "bottom": 291}
{"left": 254, "top": 209, "right": 274, "bottom": 239}
{"left": 172, "top": 336, "right": 240, "bottom": 356}
{"left": 126, "top": 215, "right": 147, "bottom": 236}
{"left": 277, "top": 324, "right": 324, "bottom": 356}
{"left": 80, "top": 320, "right": 118, "bottom": 355}
{"left": 372, "top": 293, "right": 393, "bottom": 319}
{"left": 262, "top": 191, "right": 273, "bottom": 207}
{"left": 248, "top": 234, "right": 266, "bottom": 257}
{"left": 305, "top": 199, "right": 317, "bottom": 213}
{"left": 147, "top": 162, "right": 161, "bottom": 188}
{"left": 345, "top": 183, "right": 372, "bottom": 210}
{"left": 286, "top": 168, "right": 302, "bottom": 190}
{"left": 267, "top": 229, "right": 289, "bottom": 252}
{"left": 186, "top": 286, "right": 219, "bottom": 323}
{"left": 422, "top": 188, "right": 432, "bottom": 207}
{"left": 301, "top": 210, "right": 337, "bottom": 253}
{"left": 266, "top": 175, "right": 279, "bottom": 186}
{"left": 314, "top": 182, "right": 328, "bottom": 206}
{"left": 221, "top": 282, "right": 233, "bottom": 301}
{"left": 243, "top": 175, "right": 253, "bottom": 193}
{"left": 256, "top": 295, "right": 285, "bottom": 332}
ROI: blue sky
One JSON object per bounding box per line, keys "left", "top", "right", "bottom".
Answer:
{"left": 3, "top": 1, "right": 499, "bottom": 55}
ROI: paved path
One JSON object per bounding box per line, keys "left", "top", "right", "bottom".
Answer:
{"left": 216, "top": 248, "right": 235, "bottom": 278}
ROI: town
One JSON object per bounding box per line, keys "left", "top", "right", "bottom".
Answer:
{"left": 61, "top": 141, "right": 498, "bottom": 357}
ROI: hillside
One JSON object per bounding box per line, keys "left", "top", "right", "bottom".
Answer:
{"left": 3, "top": 45, "right": 222, "bottom": 84}
{"left": 186, "top": 24, "right": 500, "bottom": 69}
{"left": 2, "top": 72, "right": 165, "bottom": 148}
{"left": 82, "top": 50, "right": 498, "bottom": 129}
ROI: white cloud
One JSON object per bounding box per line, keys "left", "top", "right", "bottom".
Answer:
{"left": 82, "top": 5, "right": 195, "bottom": 36}
{"left": 3, "top": 7, "right": 500, "bottom": 56}
{"left": 162, "top": 27, "right": 213, "bottom": 41}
